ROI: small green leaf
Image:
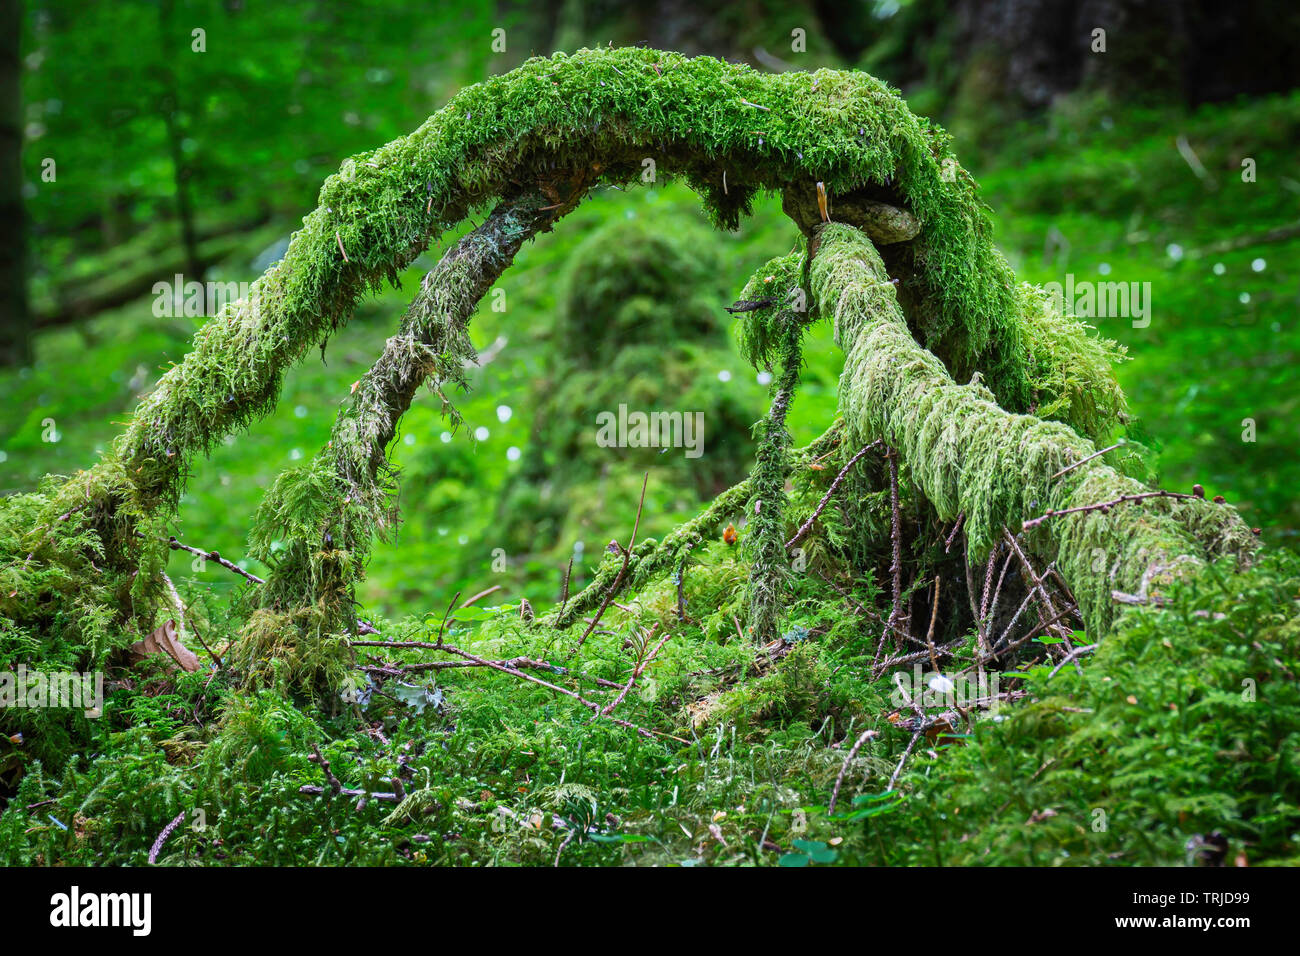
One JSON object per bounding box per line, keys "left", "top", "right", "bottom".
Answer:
{"left": 807, "top": 846, "right": 838, "bottom": 863}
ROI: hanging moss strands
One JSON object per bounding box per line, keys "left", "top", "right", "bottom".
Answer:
{"left": 732, "top": 253, "right": 818, "bottom": 642}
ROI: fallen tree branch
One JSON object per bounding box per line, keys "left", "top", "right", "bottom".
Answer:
{"left": 811, "top": 222, "right": 1254, "bottom": 636}
{"left": 570, "top": 473, "right": 648, "bottom": 657}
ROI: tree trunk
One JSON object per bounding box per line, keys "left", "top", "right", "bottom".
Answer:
{"left": 0, "top": 0, "right": 29, "bottom": 367}
{"left": 251, "top": 188, "right": 581, "bottom": 623}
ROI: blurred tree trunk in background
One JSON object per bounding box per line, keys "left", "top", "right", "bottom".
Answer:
{"left": 0, "top": 0, "right": 29, "bottom": 367}
{"left": 158, "top": 0, "right": 204, "bottom": 285}
{"left": 870, "top": 0, "right": 1300, "bottom": 110}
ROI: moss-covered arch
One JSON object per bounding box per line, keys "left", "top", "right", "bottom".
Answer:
{"left": 8, "top": 48, "right": 1242, "bottom": 685}
{"left": 80, "top": 47, "right": 1123, "bottom": 515}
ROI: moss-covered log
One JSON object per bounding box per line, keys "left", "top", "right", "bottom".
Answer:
{"left": 810, "top": 222, "right": 1256, "bottom": 634}
{"left": 57, "top": 49, "right": 1122, "bottom": 530}
{"left": 2, "top": 49, "right": 1149, "bottom": 665}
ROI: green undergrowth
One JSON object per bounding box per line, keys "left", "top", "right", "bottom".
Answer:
{"left": 841, "top": 551, "right": 1300, "bottom": 866}
{"left": 7, "top": 417, "right": 1292, "bottom": 866}
{"left": 5, "top": 539, "right": 1295, "bottom": 866}
{"left": 1, "top": 56, "right": 1296, "bottom": 868}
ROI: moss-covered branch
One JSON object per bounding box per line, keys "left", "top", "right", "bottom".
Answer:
{"left": 811, "top": 222, "right": 1255, "bottom": 634}
{"left": 63, "top": 49, "right": 1125, "bottom": 529}
{"left": 8, "top": 49, "right": 1140, "bottom": 661}
{"left": 250, "top": 191, "right": 572, "bottom": 627}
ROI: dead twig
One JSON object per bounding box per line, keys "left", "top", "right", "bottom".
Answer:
{"left": 570, "top": 473, "right": 648, "bottom": 657}
{"left": 943, "top": 513, "right": 965, "bottom": 553}
{"left": 888, "top": 729, "right": 924, "bottom": 791}
{"left": 436, "top": 643, "right": 687, "bottom": 743}
{"left": 785, "top": 440, "right": 880, "bottom": 549}
{"left": 559, "top": 556, "right": 574, "bottom": 618}
{"left": 828, "top": 728, "right": 879, "bottom": 815}
{"left": 167, "top": 535, "right": 265, "bottom": 585}
{"left": 873, "top": 447, "right": 904, "bottom": 665}
{"left": 601, "top": 627, "right": 671, "bottom": 716}
{"left": 161, "top": 571, "right": 221, "bottom": 668}
{"left": 1050, "top": 442, "right": 1123, "bottom": 481}
{"left": 298, "top": 784, "right": 400, "bottom": 802}
{"left": 147, "top": 811, "right": 187, "bottom": 865}
{"left": 1021, "top": 489, "right": 1205, "bottom": 531}
{"left": 1047, "top": 643, "right": 1098, "bottom": 678}
{"left": 925, "top": 575, "right": 942, "bottom": 674}
{"left": 309, "top": 742, "right": 343, "bottom": 796}
{"left": 459, "top": 585, "right": 501, "bottom": 609}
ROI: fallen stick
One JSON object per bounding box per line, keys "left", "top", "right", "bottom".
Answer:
{"left": 828, "top": 728, "right": 879, "bottom": 815}
{"left": 785, "top": 440, "right": 880, "bottom": 549}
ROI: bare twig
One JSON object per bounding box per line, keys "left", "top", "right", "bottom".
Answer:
{"left": 570, "top": 473, "right": 648, "bottom": 656}
{"left": 1050, "top": 442, "right": 1123, "bottom": 481}
{"left": 459, "top": 585, "right": 501, "bottom": 609}
{"left": 147, "top": 811, "right": 187, "bottom": 865}
{"left": 1021, "top": 489, "right": 1202, "bottom": 531}
{"left": 435, "top": 590, "right": 461, "bottom": 648}
{"left": 887, "top": 729, "right": 924, "bottom": 791}
{"left": 1048, "top": 643, "right": 1098, "bottom": 678}
{"left": 309, "top": 742, "right": 342, "bottom": 796}
{"left": 925, "top": 575, "right": 941, "bottom": 674}
{"left": 298, "top": 785, "right": 399, "bottom": 802}
{"left": 167, "top": 535, "right": 265, "bottom": 585}
{"left": 943, "top": 513, "right": 965, "bottom": 553}
{"left": 559, "top": 556, "right": 574, "bottom": 617}
{"left": 353, "top": 648, "right": 624, "bottom": 690}
{"left": 785, "top": 440, "right": 880, "bottom": 549}
{"left": 1003, "top": 529, "right": 1074, "bottom": 643}
{"left": 436, "top": 643, "right": 686, "bottom": 743}
{"left": 828, "top": 728, "right": 879, "bottom": 815}
{"left": 873, "top": 447, "right": 904, "bottom": 664}
{"left": 554, "top": 827, "right": 577, "bottom": 867}
{"left": 601, "top": 627, "right": 671, "bottom": 716}
{"left": 872, "top": 638, "right": 965, "bottom": 678}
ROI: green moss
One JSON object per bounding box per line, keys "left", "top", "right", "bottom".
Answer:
{"left": 1, "top": 55, "right": 1290, "bottom": 862}
{"left": 64, "top": 47, "right": 1125, "bottom": 529}
{"left": 812, "top": 222, "right": 1254, "bottom": 633}
{"left": 854, "top": 554, "right": 1300, "bottom": 866}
